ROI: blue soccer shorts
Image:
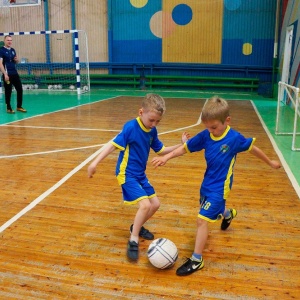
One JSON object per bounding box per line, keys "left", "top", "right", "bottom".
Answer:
{"left": 121, "top": 177, "right": 156, "bottom": 205}
{"left": 198, "top": 194, "right": 225, "bottom": 222}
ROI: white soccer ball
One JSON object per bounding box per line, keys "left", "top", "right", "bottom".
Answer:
{"left": 48, "top": 85, "right": 53, "bottom": 90}
{"left": 83, "top": 85, "right": 89, "bottom": 91}
{"left": 147, "top": 238, "right": 178, "bottom": 269}
{"left": 69, "top": 85, "right": 75, "bottom": 90}
{"left": 34, "top": 84, "right": 39, "bottom": 89}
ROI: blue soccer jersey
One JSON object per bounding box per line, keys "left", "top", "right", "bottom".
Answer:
{"left": 185, "top": 126, "right": 255, "bottom": 199}
{"left": 0, "top": 47, "right": 18, "bottom": 75}
{"left": 111, "top": 117, "right": 165, "bottom": 185}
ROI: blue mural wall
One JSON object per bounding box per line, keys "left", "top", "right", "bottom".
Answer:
{"left": 110, "top": 1, "right": 161, "bottom": 63}
{"left": 109, "top": 0, "right": 277, "bottom": 68}
{"left": 222, "top": 0, "right": 276, "bottom": 66}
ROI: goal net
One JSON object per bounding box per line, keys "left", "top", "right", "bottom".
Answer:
{"left": 276, "top": 81, "right": 300, "bottom": 151}
{"left": 0, "top": 29, "right": 90, "bottom": 94}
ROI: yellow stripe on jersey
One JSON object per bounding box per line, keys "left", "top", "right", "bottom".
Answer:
{"left": 224, "top": 156, "right": 236, "bottom": 199}
{"left": 111, "top": 141, "right": 124, "bottom": 151}
{"left": 247, "top": 137, "right": 256, "bottom": 151}
{"left": 117, "top": 144, "right": 130, "bottom": 185}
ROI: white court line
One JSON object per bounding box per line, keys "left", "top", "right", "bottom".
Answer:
{"left": 0, "top": 144, "right": 104, "bottom": 159}
{"left": 1, "top": 125, "right": 120, "bottom": 132}
{"left": 251, "top": 101, "right": 300, "bottom": 199}
{"left": 0, "top": 142, "right": 108, "bottom": 233}
{"left": 159, "top": 118, "right": 202, "bottom": 135}
{"left": 0, "top": 95, "right": 119, "bottom": 126}
{"left": 0, "top": 97, "right": 121, "bottom": 232}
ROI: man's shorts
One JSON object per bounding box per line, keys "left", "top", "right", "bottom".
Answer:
{"left": 198, "top": 194, "right": 225, "bottom": 222}
{"left": 121, "top": 177, "right": 156, "bottom": 205}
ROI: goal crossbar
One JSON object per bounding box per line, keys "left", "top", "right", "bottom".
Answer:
{"left": 0, "top": 29, "right": 89, "bottom": 94}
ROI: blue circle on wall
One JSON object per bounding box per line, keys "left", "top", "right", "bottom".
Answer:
{"left": 172, "top": 4, "right": 193, "bottom": 26}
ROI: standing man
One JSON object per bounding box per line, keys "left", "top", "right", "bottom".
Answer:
{"left": 0, "top": 35, "right": 26, "bottom": 114}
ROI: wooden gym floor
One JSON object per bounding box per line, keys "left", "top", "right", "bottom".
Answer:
{"left": 0, "top": 91, "right": 299, "bottom": 299}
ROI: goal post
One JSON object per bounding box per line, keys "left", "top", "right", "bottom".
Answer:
{"left": 276, "top": 81, "right": 300, "bottom": 151}
{"left": 0, "top": 29, "right": 90, "bottom": 94}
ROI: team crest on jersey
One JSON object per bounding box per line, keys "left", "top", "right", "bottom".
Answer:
{"left": 220, "top": 144, "right": 229, "bottom": 153}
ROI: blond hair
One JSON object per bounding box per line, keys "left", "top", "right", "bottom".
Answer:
{"left": 142, "top": 93, "right": 166, "bottom": 115}
{"left": 201, "top": 96, "right": 230, "bottom": 123}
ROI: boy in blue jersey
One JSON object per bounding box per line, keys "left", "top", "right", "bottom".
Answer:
{"left": 152, "top": 96, "right": 281, "bottom": 276}
{"left": 88, "top": 93, "right": 190, "bottom": 261}
{"left": 0, "top": 35, "right": 26, "bottom": 114}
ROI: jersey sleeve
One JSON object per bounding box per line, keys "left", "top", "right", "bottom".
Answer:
{"left": 150, "top": 127, "right": 164, "bottom": 154}
{"left": 185, "top": 131, "right": 206, "bottom": 153}
{"left": 111, "top": 122, "right": 132, "bottom": 151}
{"left": 235, "top": 133, "right": 255, "bottom": 153}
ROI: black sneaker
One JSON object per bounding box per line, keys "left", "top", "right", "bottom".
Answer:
{"left": 130, "top": 224, "right": 154, "bottom": 240}
{"left": 127, "top": 240, "right": 139, "bottom": 261}
{"left": 221, "top": 208, "right": 237, "bottom": 230}
{"left": 176, "top": 257, "right": 204, "bottom": 276}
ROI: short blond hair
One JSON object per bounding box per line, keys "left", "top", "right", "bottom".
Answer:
{"left": 201, "top": 96, "right": 230, "bottom": 123}
{"left": 142, "top": 93, "right": 166, "bottom": 115}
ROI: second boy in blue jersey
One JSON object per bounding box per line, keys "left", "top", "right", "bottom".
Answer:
{"left": 152, "top": 96, "right": 281, "bottom": 276}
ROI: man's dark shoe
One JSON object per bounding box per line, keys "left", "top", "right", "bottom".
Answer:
{"left": 17, "top": 107, "right": 27, "bottom": 112}
{"left": 7, "top": 108, "right": 15, "bottom": 114}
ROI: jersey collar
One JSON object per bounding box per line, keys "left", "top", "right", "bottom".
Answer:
{"left": 210, "top": 125, "right": 230, "bottom": 141}
{"left": 136, "top": 117, "right": 151, "bottom": 132}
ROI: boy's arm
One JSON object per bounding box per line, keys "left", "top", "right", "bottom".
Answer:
{"left": 88, "top": 143, "right": 116, "bottom": 178}
{"left": 249, "top": 145, "right": 281, "bottom": 169}
{"left": 152, "top": 144, "right": 187, "bottom": 167}
{"left": 159, "top": 131, "right": 190, "bottom": 155}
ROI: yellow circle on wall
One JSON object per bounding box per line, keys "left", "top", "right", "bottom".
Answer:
{"left": 243, "top": 43, "right": 252, "bottom": 55}
{"left": 130, "top": 0, "right": 148, "bottom": 8}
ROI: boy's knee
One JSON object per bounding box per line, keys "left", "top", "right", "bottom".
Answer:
{"left": 196, "top": 217, "right": 207, "bottom": 228}
{"left": 153, "top": 201, "right": 160, "bottom": 211}
{"left": 139, "top": 199, "right": 152, "bottom": 211}
{"left": 150, "top": 197, "right": 160, "bottom": 210}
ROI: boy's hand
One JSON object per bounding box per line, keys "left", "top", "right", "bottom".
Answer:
{"left": 152, "top": 156, "right": 167, "bottom": 168}
{"left": 181, "top": 131, "right": 190, "bottom": 144}
{"left": 270, "top": 160, "right": 281, "bottom": 169}
{"left": 88, "top": 164, "right": 97, "bottom": 178}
